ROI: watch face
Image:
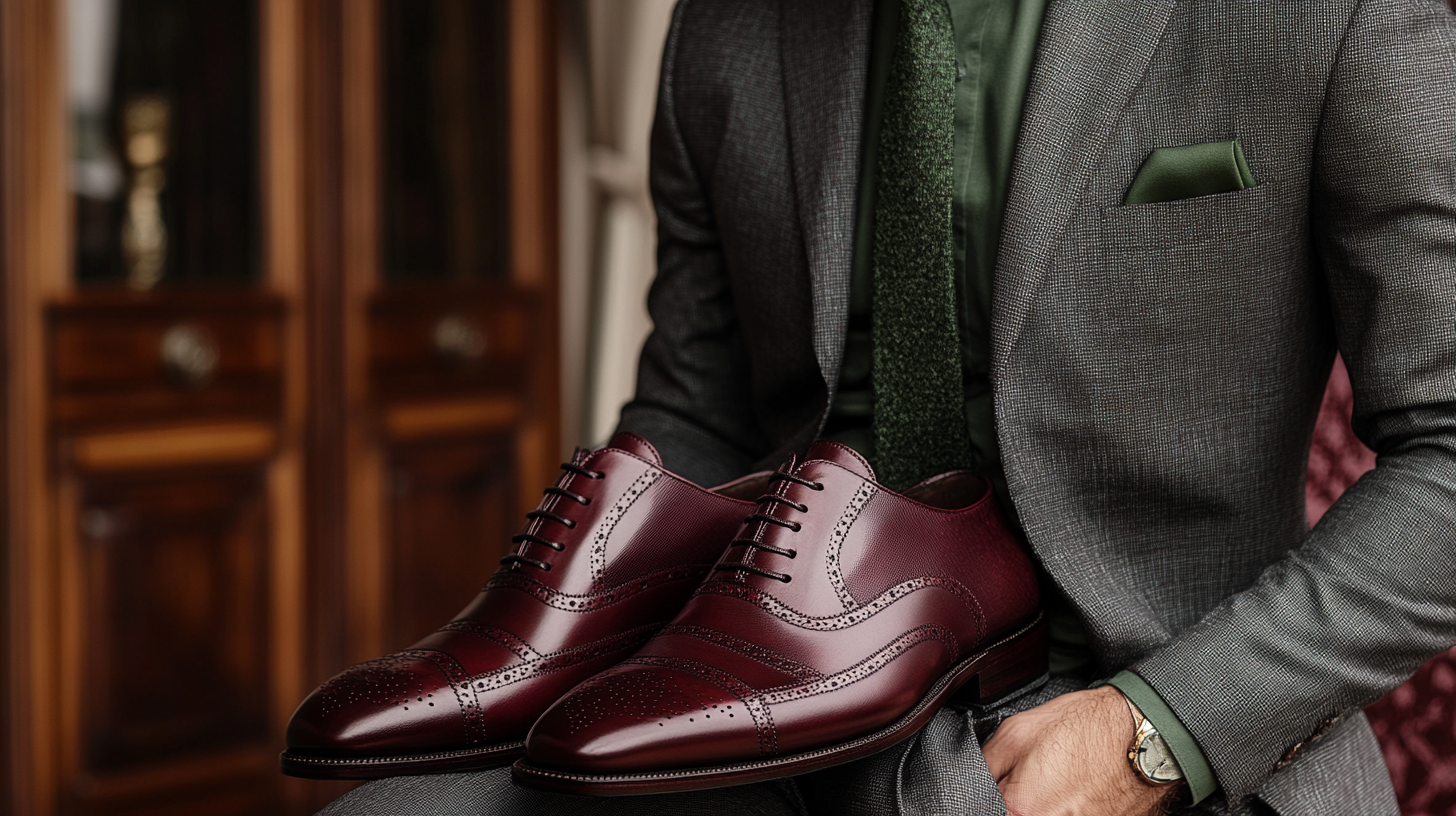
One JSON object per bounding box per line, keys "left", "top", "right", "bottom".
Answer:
{"left": 1136, "top": 732, "right": 1184, "bottom": 784}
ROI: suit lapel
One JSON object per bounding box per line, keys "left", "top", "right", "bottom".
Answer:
{"left": 781, "top": 0, "right": 873, "bottom": 388}
{"left": 991, "top": 0, "right": 1178, "bottom": 376}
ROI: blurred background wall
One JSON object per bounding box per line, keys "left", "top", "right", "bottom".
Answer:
{"left": 0, "top": 1, "right": 1451, "bottom": 815}
{"left": 559, "top": 0, "right": 674, "bottom": 451}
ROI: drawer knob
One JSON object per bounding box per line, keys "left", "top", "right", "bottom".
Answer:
{"left": 80, "top": 508, "right": 119, "bottom": 541}
{"left": 432, "top": 314, "right": 486, "bottom": 365}
{"left": 160, "top": 323, "right": 219, "bottom": 387}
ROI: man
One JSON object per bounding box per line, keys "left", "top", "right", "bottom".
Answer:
{"left": 324, "top": 0, "right": 1456, "bottom": 813}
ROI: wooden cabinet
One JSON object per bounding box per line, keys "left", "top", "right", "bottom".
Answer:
{"left": 65, "top": 466, "right": 276, "bottom": 816}
{"left": 0, "top": 1, "right": 558, "bottom": 814}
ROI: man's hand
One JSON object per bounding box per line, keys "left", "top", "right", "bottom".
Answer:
{"left": 982, "top": 686, "right": 1175, "bottom": 816}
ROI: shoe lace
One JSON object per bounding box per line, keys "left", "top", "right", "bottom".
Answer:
{"left": 712, "top": 469, "right": 823, "bottom": 583}
{"left": 499, "top": 458, "right": 603, "bottom": 572}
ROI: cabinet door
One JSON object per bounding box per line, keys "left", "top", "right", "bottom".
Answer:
{"left": 4, "top": 2, "right": 559, "bottom": 814}
{"left": 324, "top": 0, "right": 559, "bottom": 668}
{"left": 5, "top": 0, "right": 309, "bottom": 813}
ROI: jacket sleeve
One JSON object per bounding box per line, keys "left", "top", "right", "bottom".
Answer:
{"left": 615, "top": 0, "right": 764, "bottom": 487}
{"left": 1130, "top": 0, "right": 1456, "bottom": 803}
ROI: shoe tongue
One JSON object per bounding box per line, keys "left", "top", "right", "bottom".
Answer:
{"left": 605, "top": 431, "right": 662, "bottom": 466}
{"left": 801, "top": 440, "right": 876, "bottom": 482}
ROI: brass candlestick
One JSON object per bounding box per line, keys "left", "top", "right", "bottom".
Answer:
{"left": 120, "top": 94, "right": 170, "bottom": 290}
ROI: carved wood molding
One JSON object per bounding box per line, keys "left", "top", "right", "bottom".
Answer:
{"left": 2, "top": 0, "right": 69, "bottom": 810}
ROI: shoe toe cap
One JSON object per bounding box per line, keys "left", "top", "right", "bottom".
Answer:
{"left": 287, "top": 651, "right": 468, "bottom": 757}
{"left": 526, "top": 663, "right": 763, "bottom": 773}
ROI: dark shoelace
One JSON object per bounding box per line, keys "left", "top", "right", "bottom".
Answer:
{"left": 499, "top": 459, "right": 603, "bottom": 572}
{"left": 712, "top": 470, "right": 824, "bottom": 583}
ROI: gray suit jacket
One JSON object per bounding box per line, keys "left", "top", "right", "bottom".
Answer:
{"left": 618, "top": 1, "right": 1456, "bottom": 812}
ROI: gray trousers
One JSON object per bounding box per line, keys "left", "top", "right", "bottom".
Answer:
{"left": 317, "top": 678, "right": 1095, "bottom": 816}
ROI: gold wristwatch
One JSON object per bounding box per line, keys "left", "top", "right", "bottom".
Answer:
{"left": 1123, "top": 696, "right": 1185, "bottom": 787}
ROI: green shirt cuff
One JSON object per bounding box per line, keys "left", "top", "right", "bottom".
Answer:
{"left": 1108, "top": 670, "right": 1218, "bottom": 805}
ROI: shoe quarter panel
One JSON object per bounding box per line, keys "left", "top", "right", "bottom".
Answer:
{"left": 596, "top": 474, "right": 746, "bottom": 588}
{"left": 510, "top": 449, "right": 656, "bottom": 597}
{"left": 839, "top": 491, "right": 1036, "bottom": 642}
{"left": 751, "top": 461, "right": 881, "bottom": 618}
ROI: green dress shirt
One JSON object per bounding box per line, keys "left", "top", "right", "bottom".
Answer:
{"left": 823, "top": 0, "right": 1217, "bottom": 803}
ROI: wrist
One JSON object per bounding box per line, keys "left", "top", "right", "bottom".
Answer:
{"left": 1107, "top": 671, "right": 1218, "bottom": 805}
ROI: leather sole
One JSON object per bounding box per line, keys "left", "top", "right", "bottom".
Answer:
{"left": 279, "top": 740, "right": 525, "bottom": 780}
{"left": 511, "top": 613, "right": 1047, "bottom": 796}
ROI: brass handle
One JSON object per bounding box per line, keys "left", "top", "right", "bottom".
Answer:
{"left": 159, "top": 323, "right": 219, "bottom": 388}
{"left": 121, "top": 95, "right": 171, "bottom": 291}
{"left": 432, "top": 314, "right": 486, "bottom": 365}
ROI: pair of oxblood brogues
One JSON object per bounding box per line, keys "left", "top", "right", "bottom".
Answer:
{"left": 281, "top": 432, "right": 1046, "bottom": 795}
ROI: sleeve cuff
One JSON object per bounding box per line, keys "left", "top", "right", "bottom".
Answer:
{"left": 1108, "top": 670, "right": 1219, "bottom": 805}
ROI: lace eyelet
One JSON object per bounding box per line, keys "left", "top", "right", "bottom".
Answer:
{"left": 779, "top": 575, "right": 792, "bottom": 583}
{"left": 590, "top": 471, "right": 605, "bottom": 480}
{"left": 790, "top": 522, "right": 803, "bottom": 532}
{"left": 541, "top": 562, "right": 553, "bottom": 572}
{"left": 787, "top": 549, "right": 798, "bottom": 559}
{"left": 812, "top": 482, "right": 825, "bottom": 491}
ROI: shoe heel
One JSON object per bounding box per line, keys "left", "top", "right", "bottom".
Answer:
{"left": 971, "top": 616, "right": 1048, "bottom": 705}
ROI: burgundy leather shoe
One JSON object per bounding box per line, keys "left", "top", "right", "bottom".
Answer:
{"left": 513, "top": 440, "right": 1046, "bottom": 795}
{"left": 281, "top": 432, "right": 766, "bottom": 779}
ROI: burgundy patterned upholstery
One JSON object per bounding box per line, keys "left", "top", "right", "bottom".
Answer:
{"left": 1309, "top": 356, "right": 1456, "bottom": 815}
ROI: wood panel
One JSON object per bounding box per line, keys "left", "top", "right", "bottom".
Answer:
{"left": 70, "top": 423, "right": 277, "bottom": 472}
{"left": 384, "top": 436, "right": 519, "bottom": 652}
{"left": 505, "top": 0, "right": 561, "bottom": 518}
{"left": 379, "top": 0, "right": 511, "bottom": 282}
{"left": 61, "top": 466, "right": 281, "bottom": 816}
{"left": 383, "top": 396, "right": 519, "bottom": 442}
{"left": 4, "top": 0, "right": 74, "bottom": 811}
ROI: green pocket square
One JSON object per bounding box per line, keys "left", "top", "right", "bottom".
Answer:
{"left": 1123, "top": 139, "right": 1258, "bottom": 205}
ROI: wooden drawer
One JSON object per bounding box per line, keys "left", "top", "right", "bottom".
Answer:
{"left": 49, "top": 290, "right": 284, "bottom": 430}
{"left": 368, "top": 283, "right": 535, "bottom": 403}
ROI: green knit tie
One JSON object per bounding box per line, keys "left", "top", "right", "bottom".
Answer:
{"left": 872, "top": 0, "right": 971, "bottom": 491}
